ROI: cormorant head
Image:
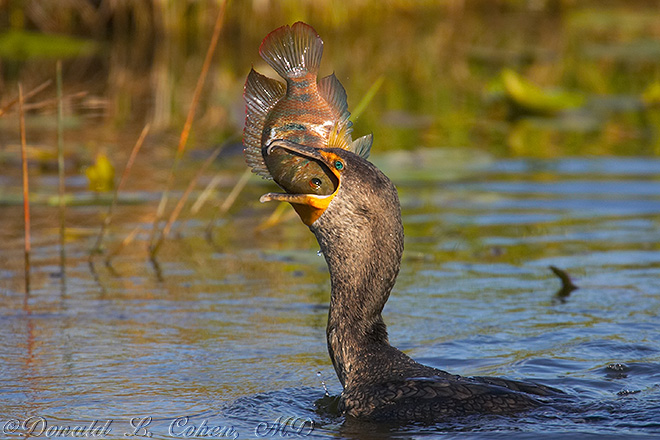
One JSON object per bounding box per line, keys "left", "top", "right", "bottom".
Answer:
{"left": 259, "top": 139, "right": 398, "bottom": 228}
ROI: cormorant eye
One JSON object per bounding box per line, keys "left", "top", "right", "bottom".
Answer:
{"left": 334, "top": 160, "right": 344, "bottom": 170}
{"left": 310, "top": 177, "right": 322, "bottom": 189}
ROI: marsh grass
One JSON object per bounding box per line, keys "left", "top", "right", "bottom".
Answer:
{"left": 149, "top": 0, "right": 227, "bottom": 257}
{"left": 56, "top": 61, "right": 66, "bottom": 282}
{"left": 0, "top": 80, "right": 52, "bottom": 117}
{"left": 18, "top": 84, "right": 30, "bottom": 294}
{"left": 206, "top": 167, "right": 253, "bottom": 240}
{"left": 91, "top": 124, "right": 150, "bottom": 257}
{"left": 1, "top": 0, "right": 659, "bottom": 285}
{"left": 159, "top": 142, "right": 225, "bottom": 247}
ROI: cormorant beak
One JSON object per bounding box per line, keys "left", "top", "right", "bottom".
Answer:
{"left": 260, "top": 139, "right": 342, "bottom": 226}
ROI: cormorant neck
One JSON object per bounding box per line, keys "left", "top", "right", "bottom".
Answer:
{"left": 310, "top": 185, "right": 404, "bottom": 387}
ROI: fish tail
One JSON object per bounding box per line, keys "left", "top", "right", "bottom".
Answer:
{"left": 259, "top": 22, "right": 323, "bottom": 79}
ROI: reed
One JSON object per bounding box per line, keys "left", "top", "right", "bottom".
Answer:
{"left": 56, "top": 61, "right": 66, "bottom": 282}
{"left": 350, "top": 76, "right": 384, "bottom": 122}
{"left": 150, "top": 143, "right": 225, "bottom": 255}
{"left": 91, "top": 124, "right": 150, "bottom": 256}
{"left": 257, "top": 202, "right": 297, "bottom": 231}
{"left": 105, "top": 225, "right": 141, "bottom": 266}
{"left": 149, "top": 0, "right": 226, "bottom": 257}
{"left": 191, "top": 174, "right": 223, "bottom": 214}
{"left": 0, "top": 80, "right": 52, "bottom": 117}
{"left": 18, "top": 84, "right": 31, "bottom": 294}
{"left": 206, "top": 168, "right": 252, "bottom": 240}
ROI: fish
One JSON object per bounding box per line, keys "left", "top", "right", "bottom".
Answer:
{"left": 262, "top": 138, "right": 338, "bottom": 197}
{"left": 243, "top": 21, "right": 372, "bottom": 195}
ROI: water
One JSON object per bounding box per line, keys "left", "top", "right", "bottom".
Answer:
{"left": 2, "top": 2, "right": 660, "bottom": 436}
{"left": 1, "top": 152, "right": 659, "bottom": 439}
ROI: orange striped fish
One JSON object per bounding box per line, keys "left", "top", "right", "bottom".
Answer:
{"left": 243, "top": 22, "right": 372, "bottom": 195}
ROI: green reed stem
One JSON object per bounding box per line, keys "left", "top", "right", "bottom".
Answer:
{"left": 351, "top": 75, "right": 384, "bottom": 122}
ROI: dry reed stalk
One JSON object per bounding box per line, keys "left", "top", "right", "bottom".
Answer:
{"left": 56, "top": 61, "right": 67, "bottom": 280}
{"left": 19, "top": 84, "right": 31, "bottom": 293}
{"left": 0, "top": 79, "right": 52, "bottom": 117}
{"left": 22, "top": 91, "right": 88, "bottom": 112}
{"left": 205, "top": 168, "right": 252, "bottom": 239}
{"left": 104, "top": 225, "right": 141, "bottom": 266}
{"left": 257, "top": 202, "right": 298, "bottom": 231}
{"left": 91, "top": 124, "right": 150, "bottom": 255}
{"left": 150, "top": 143, "right": 224, "bottom": 254}
{"left": 149, "top": 1, "right": 227, "bottom": 255}
{"left": 216, "top": 168, "right": 252, "bottom": 215}
{"left": 191, "top": 174, "right": 223, "bottom": 214}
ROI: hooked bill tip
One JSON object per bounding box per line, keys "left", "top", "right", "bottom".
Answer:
{"left": 259, "top": 194, "right": 273, "bottom": 203}
{"left": 260, "top": 192, "right": 287, "bottom": 203}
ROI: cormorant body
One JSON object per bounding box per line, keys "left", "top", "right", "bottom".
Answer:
{"left": 259, "top": 140, "right": 562, "bottom": 422}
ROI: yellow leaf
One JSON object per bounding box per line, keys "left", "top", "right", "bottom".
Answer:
{"left": 85, "top": 153, "right": 115, "bottom": 192}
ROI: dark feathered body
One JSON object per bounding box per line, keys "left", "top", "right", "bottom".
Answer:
{"left": 299, "top": 148, "right": 560, "bottom": 421}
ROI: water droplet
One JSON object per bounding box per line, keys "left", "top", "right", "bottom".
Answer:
{"left": 316, "top": 250, "right": 323, "bottom": 257}
{"left": 317, "top": 371, "right": 329, "bottom": 396}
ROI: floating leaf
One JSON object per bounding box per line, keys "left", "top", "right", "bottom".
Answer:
{"left": 0, "top": 29, "right": 97, "bottom": 60}
{"left": 501, "top": 68, "right": 585, "bottom": 116}
{"left": 642, "top": 82, "right": 660, "bottom": 107}
{"left": 85, "top": 153, "right": 115, "bottom": 193}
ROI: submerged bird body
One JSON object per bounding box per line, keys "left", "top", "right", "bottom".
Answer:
{"left": 243, "top": 22, "right": 372, "bottom": 196}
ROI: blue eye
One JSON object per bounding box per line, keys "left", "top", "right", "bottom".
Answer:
{"left": 334, "top": 160, "right": 344, "bottom": 170}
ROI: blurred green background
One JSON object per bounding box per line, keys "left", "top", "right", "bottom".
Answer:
{"left": 2, "top": 0, "right": 660, "bottom": 167}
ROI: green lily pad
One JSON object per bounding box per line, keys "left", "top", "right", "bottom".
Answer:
{"left": 501, "top": 68, "right": 585, "bottom": 116}
{"left": 85, "top": 153, "right": 115, "bottom": 193}
{"left": 642, "top": 82, "right": 660, "bottom": 107}
{"left": 0, "top": 29, "right": 97, "bottom": 60}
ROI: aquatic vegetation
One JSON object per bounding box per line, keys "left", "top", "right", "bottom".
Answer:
{"left": 0, "top": 2, "right": 659, "bottom": 436}
{"left": 500, "top": 69, "right": 585, "bottom": 117}
{"left": 85, "top": 153, "right": 115, "bottom": 193}
{"left": 642, "top": 82, "right": 660, "bottom": 107}
{"left": 0, "top": 29, "right": 96, "bottom": 60}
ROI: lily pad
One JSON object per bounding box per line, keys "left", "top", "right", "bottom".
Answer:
{"left": 85, "top": 153, "right": 115, "bottom": 193}
{"left": 0, "top": 29, "right": 97, "bottom": 60}
{"left": 501, "top": 68, "right": 585, "bottom": 116}
{"left": 642, "top": 82, "right": 660, "bottom": 107}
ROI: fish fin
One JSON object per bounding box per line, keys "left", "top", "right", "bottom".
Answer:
{"left": 319, "top": 73, "right": 355, "bottom": 150}
{"left": 351, "top": 134, "right": 373, "bottom": 159}
{"left": 318, "top": 73, "right": 349, "bottom": 120}
{"left": 243, "top": 68, "right": 286, "bottom": 178}
{"left": 259, "top": 22, "right": 323, "bottom": 79}
{"left": 326, "top": 120, "right": 353, "bottom": 150}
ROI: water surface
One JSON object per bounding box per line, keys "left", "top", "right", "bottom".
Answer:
{"left": 2, "top": 1, "right": 660, "bottom": 438}
{"left": 2, "top": 153, "right": 660, "bottom": 439}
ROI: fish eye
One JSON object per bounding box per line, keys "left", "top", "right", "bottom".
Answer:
{"left": 310, "top": 177, "right": 322, "bottom": 189}
{"left": 334, "top": 160, "right": 344, "bottom": 170}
